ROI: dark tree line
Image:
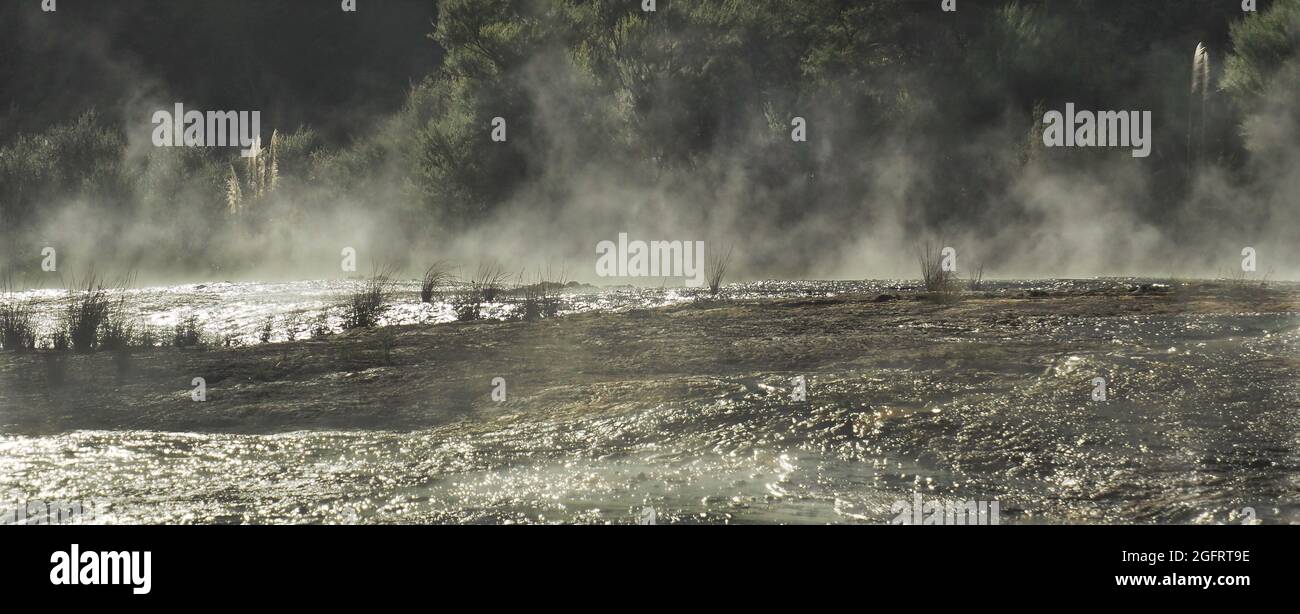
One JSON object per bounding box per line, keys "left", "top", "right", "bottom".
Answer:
{"left": 1, "top": 0, "right": 1297, "bottom": 277}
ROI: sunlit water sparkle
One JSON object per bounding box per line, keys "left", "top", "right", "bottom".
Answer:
{"left": 2, "top": 279, "right": 1297, "bottom": 524}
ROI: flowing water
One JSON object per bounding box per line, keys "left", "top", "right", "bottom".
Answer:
{"left": 2, "top": 279, "right": 1298, "bottom": 524}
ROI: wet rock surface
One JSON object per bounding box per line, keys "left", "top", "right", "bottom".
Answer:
{"left": 2, "top": 280, "right": 1297, "bottom": 523}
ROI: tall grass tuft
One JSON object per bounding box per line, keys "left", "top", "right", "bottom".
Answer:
{"left": 0, "top": 298, "right": 37, "bottom": 351}
{"left": 706, "top": 244, "right": 733, "bottom": 296}
{"left": 226, "top": 129, "right": 281, "bottom": 216}
{"left": 62, "top": 273, "right": 114, "bottom": 353}
{"left": 98, "top": 285, "right": 149, "bottom": 352}
{"left": 98, "top": 299, "right": 137, "bottom": 353}
{"left": 1, "top": 278, "right": 37, "bottom": 351}
{"left": 474, "top": 261, "right": 507, "bottom": 302}
{"left": 420, "top": 261, "right": 451, "bottom": 304}
{"left": 453, "top": 261, "right": 508, "bottom": 321}
{"left": 343, "top": 266, "right": 395, "bottom": 330}
{"left": 1222, "top": 267, "right": 1272, "bottom": 301}
{"left": 56, "top": 273, "right": 147, "bottom": 352}
{"left": 916, "top": 242, "right": 959, "bottom": 303}
{"left": 518, "top": 263, "right": 567, "bottom": 321}
{"left": 967, "top": 262, "right": 985, "bottom": 291}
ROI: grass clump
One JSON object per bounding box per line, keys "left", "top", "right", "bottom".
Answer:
{"left": 916, "top": 241, "right": 960, "bottom": 303}
{"left": 516, "top": 263, "right": 567, "bottom": 321}
{"left": 343, "top": 267, "right": 395, "bottom": 330}
{"left": 451, "top": 291, "right": 481, "bottom": 321}
{"left": 172, "top": 315, "right": 205, "bottom": 347}
{"left": 967, "top": 262, "right": 985, "bottom": 291}
{"left": 48, "top": 273, "right": 159, "bottom": 353}
{"left": 0, "top": 301, "right": 37, "bottom": 351}
{"left": 420, "top": 261, "right": 451, "bottom": 303}
{"left": 98, "top": 302, "right": 137, "bottom": 353}
{"left": 62, "top": 273, "right": 116, "bottom": 353}
{"left": 259, "top": 316, "right": 274, "bottom": 343}
{"left": 283, "top": 313, "right": 301, "bottom": 341}
{"left": 310, "top": 313, "right": 332, "bottom": 339}
{"left": 50, "top": 329, "right": 70, "bottom": 352}
{"left": 0, "top": 280, "right": 37, "bottom": 351}
{"left": 453, "top": 261, "right": 508, "bottom": 322}
{"left": 706, "top": 244, "right": 733, "bottom": 296}
{"left": 1221, "top": 267, "right": 1272, "bottom": 301}
{"left": 136, "top": 325, "right": 159, "bottom": 349}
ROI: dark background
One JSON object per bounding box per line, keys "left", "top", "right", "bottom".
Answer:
{"left": 1, "top": 1, "right": 1296, "bottom": 281}
{"left": 0, "top": 0, "right": 441, "bottom": 144}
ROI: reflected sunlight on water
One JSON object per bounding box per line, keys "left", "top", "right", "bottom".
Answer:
{"left": 2, "top": 279, "right": 1298, "bottom": 524}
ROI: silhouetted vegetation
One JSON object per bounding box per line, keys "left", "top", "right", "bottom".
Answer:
{"left": 0, "top": 0, "right": 1297, "bottom": 278}
{"left": 62, "top": 274, "right": 114, "bottom": 353}
{"left": 421, "top": 261, "right": 451, "bottom": 304}
{"left": 706, "top": 245, "right": 733, "bottom": 296}
{"left": 917, "top": 242, "right": 960, "bottom": 303}
{"left": 516, "top": 264, "right": 568, "bottom": 321}
{"left": 452, "top": 262, "right": 508, "bottom": 321}
{"left": 172, "top": 315, "right": 205, "bottom": 348}
{"left": 0, "top": 294, "right": 37, "bottom": 351}
{"left": 968, "top": 263, "right": 985, "bottom": 291}
{"left": 343, "top": 268, "right": 395, "bottom": 330}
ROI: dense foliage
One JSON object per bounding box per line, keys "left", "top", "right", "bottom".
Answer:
{"left": 1, "top": 0, "right": 1297, "bottom": 279}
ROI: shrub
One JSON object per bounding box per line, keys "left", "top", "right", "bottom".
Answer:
{"left": 284, "top": 313, "right": 300, "bottom": 341}
{"left": 173, "top": 315, "right": 205, "bottom": 347}
{"left": 310, "top": 313, "right": 332, "bottom": 339}
{"left": 451, "top": 291, "right": 481, "bottom": 322}
{"left": 259, "top": 316, "right": 275, "bottom": 344}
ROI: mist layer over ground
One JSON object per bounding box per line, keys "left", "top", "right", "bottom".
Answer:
{"left": 2, "top": 2, "right": 1299, "bottom": 526}
{"left": 2, "top": 1, "right": 1299, "bottom": 283}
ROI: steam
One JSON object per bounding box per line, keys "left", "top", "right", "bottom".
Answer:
{"left": 4, "top": 4, "right": 1299, "bottom": 286}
